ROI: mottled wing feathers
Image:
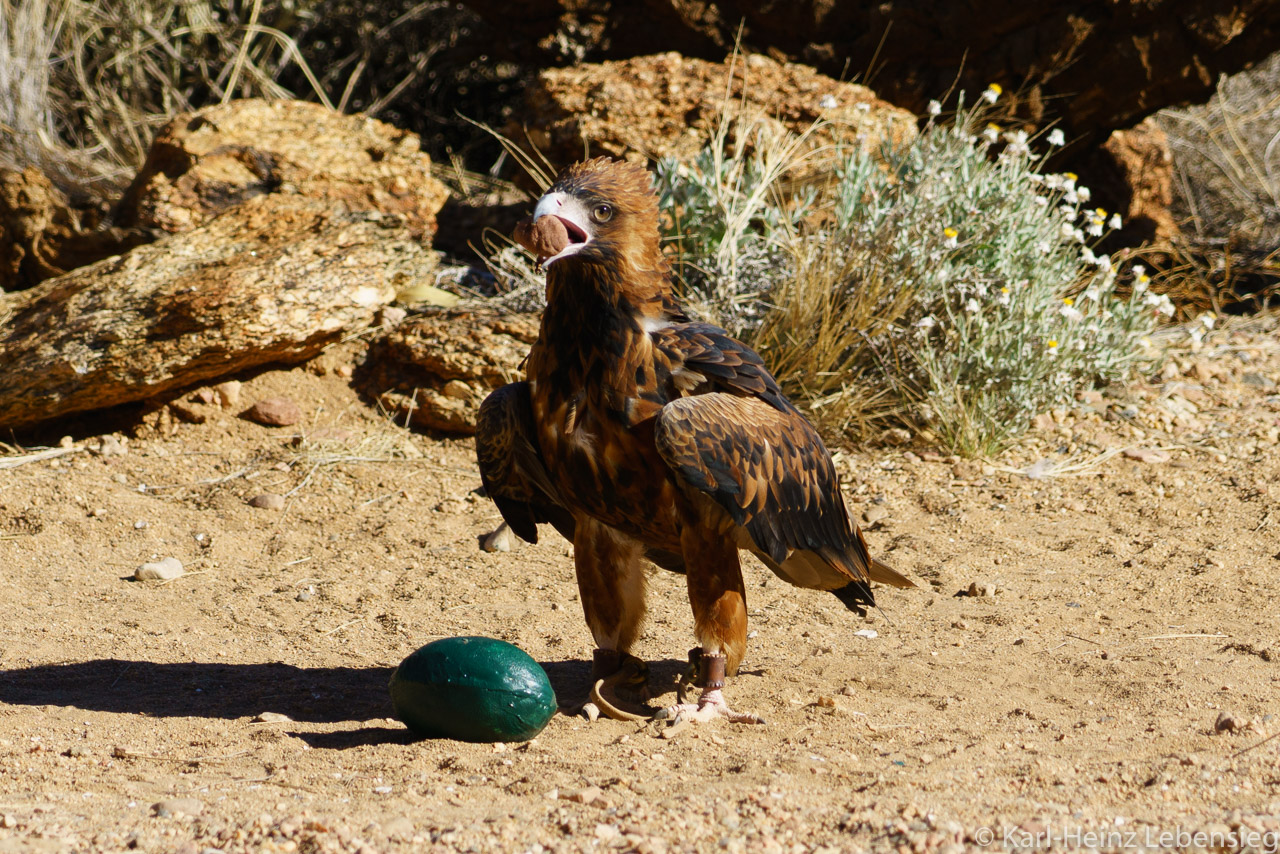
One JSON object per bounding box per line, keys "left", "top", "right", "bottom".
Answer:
{"left": 652, "top": 323, "right": 794, "bottom": 413}
{"left": 654, "top": 393, "right": 868, "bottom": 584}
{"left": 474, "top": 382, "right": 574, "bottom": 545}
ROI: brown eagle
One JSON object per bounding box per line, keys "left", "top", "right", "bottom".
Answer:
{"left": 476, "top": 158, "right": 913, "bottom": 724}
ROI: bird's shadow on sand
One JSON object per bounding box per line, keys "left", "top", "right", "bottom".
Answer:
{"left": 0, "top": 655, "right": 689, "bottom": 748}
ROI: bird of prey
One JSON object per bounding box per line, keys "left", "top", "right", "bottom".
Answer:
{"left": 476, "top": 157, "right": 913, "bottom": 724}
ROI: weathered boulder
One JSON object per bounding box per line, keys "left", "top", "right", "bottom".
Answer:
{"left": 463, "top": 0, "right": 1280, "bottom": 149}
{"left": 513, "top": 52, "right": 917, "bottom": 169}
{"left": 0, "top": 167, "right": 149, "bottom": 292}
{"left": 117, "top": 99, "right": 449, "bottom": 240}
{"left": 0, "top": 194, "right": 438, "bottom": 432}
{"left": 364, "top": 310, "right": 538, "bottom": 434}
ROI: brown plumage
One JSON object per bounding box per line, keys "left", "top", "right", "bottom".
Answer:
{"left": 476, "top": 157, "right": 913, "bottom": 724}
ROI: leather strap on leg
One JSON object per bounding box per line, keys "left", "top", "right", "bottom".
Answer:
{"left": 592, "top": 648, "right": 623, "bottom": 679}
{"left": 696, "top": 651, "right": 726, "bottom": 691}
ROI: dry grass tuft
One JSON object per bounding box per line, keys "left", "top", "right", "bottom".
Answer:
{"left": 0, "top": 0, "right": 326, "bottom": 197}
{"left": 1156, "top": 52, "right": 1280, "bottom": 309}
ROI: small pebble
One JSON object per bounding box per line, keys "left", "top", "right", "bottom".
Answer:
{"left": 135, "top": 557, "right": 184, "bottom": 581}
{"left": 1215, "top": 711, "right": 1241, "bottom": 733}
{"left": 862, "top": 506, "right": 889, "bottom": 526}
{"left": 243, "top": 397, "right": 303, "bottom": 427}
{"left": 482, "top": 524, "right": 514, "bottom": 553}
{"left": 248, "top": 493, "right": 286, "bottom": 510}
{"left": 854, "top": 629, "right": 878, "bottom": 639}
{"left": 562, "top": 786, "right": 603, "bottom": 805}
{"left": 967, "top": 581, "right": 998, "bottom": 598}
{"left": 254, "top": 712, "right": 292, "bottom": 723}
{"left": 152, "top": 798, "right": 204, "bottom": 818}
{"left": 96, "top": 435, "right": 127, "bottom": 457}
{"left": 213, "top": 380, "right": 241, "bottom": 409}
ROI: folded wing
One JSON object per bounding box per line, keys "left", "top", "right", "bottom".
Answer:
{"left": 654, "top": 392, "right": 913, "bottom": 613}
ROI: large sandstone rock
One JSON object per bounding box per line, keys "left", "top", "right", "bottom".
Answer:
{"left": 0, "top": 167, "right": 149, "bottom": 292}
{"left": 0, "top": 194, "right": 437, "bottom": 432}
{"left": 463, "top": 0, "right": 1280, "bottom": 150}
{"left": 514, "top": 53, "right": 917, "bottom": 169}
{"left": 117, "top": 99, "right": 449, "bottom": 241}
{"left": 364, "top": 310, "right": 538, "bottom": 434}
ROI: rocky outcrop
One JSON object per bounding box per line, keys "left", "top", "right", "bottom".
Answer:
{"left": 0, "top": 194, "right": 436, "bottom": 432}
{"left": 0, "top": 167, "right": 150, "bottom": 291}
{"left": 513, "top": 53, "right": 917, "bottom": 170}
{"left": 117, "top": 99, "right": 449, "bottom": 240}
{"left": 364, "top": 310, "right": 538, "bottom": 434}
{"left": 463, "top": 0, "right": 1280, "bottom": 149}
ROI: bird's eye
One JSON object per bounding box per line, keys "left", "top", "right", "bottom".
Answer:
{"left": 592, "top": 204, "right": 613, "bottom": 223}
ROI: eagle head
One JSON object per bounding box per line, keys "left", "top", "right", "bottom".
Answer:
{"left": 515, "top": 157, "right": 662, "bottom": 273}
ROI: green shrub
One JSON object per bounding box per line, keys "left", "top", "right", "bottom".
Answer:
{"left": 655, "top": 92, "right": 1164, "bottom": 455}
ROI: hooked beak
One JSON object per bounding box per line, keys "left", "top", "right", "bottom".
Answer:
{"left": 532, "top": 191, "right": 592, "bottom": 265}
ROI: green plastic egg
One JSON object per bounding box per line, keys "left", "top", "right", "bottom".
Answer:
{"left": 389, "top": 636, "right": 557, "bottom": 742}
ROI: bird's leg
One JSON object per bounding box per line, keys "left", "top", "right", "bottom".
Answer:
{"left": 658, "top": 526, "right": 766, "bottom": 725}
{"left": 573, "top": 519, "right": 653, "bottom": 720}
{"left": 659, "top": 648, "right": 765, "bottom": 724}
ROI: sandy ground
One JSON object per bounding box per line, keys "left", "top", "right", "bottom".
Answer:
{"left": 1, "top": 317, "right": 1278, "bottom": 854}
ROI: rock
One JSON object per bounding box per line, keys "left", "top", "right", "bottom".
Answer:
{"left": 562, "top": 786, "right": 603, "bottom": 805}
{"left": 135, "top": 557, "right": 185, "bottom": 581}
{"left": 118, "top": 100, "right": 448, "bottom": 242}
{"left": 967, "top": 581, "right": 998, "bottom": 598}
{"left": 1, "top": 166, "right": 149, "bottom": 292}
{"left": 152, "top": 798, "right": 204, "bottom": 818}
{"left": 96, "top": 435, "right": 127, "bottom": 457}
{"left": 0, "top": 193, "right": 413, "bottom": 432}
{"left": 464, "top": 2, "right": 1280, "bottom": 150}
{"left": 1215, "top": 711, "right": 1241, "bottom": 733}
{"left": 248, "top": 493, "right": 286, "bottom": 510}
{"left": 1124, "top": 447, "right": 1171, "bottom": 464}
{"left": 253, "top": 712, "right": 292, "bottom": 723}
{"left": 511, "top": 52, "right": 916, "bottom": 171}
{"left": 365, "top": 309, "right": 539, "bottom": 434}
{"left": 861, "top": 506, "right": 889, "bottom": 526}
{"left": 213, "top": 380, "right": 241, "bottom": 409}
{"left": 1031, "top": 413, "right": 1056, "bottom": 431}
{"left": 244, "top": 398, "right": 303, "bottom": 427}
{"left": 482, "top": 524, "right": 515, "bottom": 553}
